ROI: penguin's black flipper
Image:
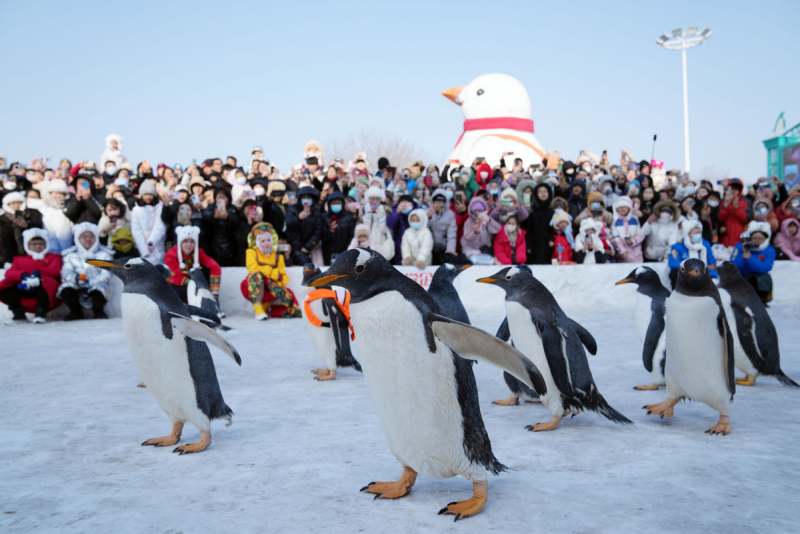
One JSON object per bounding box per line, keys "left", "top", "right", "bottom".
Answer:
{"left": 717, "top": 311, "right": 736, "bottom": 399}
{"left": 642, "top": 312, "right": 666, "bottom": 372}
{"left": 429, "top": 314, "right": 547, "bottom": 395}
{"left": 169, "top": 312, "right": 242, "bottom": 366}
{"left": 187, "top": 305, "right": 221, "bottom": 325}
{"left": 567, "top": 318, "right": 597, "bottom": 355}
{"left": 495, "top": 318, "right": 510, "bottom": 341}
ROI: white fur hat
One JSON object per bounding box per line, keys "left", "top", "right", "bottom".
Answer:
{"left": 741, "top": 220, "right": 771, "bottom": 241}
{"left": 72, "top": 222, "right": 100, "bottom": 254}
{"left": 365, "top": 186, "right": 385, "bottom": 200}
{"left": 550, "top": 208, "right": 572, "bottom": 228}
{"left": 612, "top": 195, "right": 633, "bottom": 213}
{"left": 578, "top": 217, "right": 600, "bottom": 235}
{"left": 47, "top": 179, "right": 69, "bottom": 194}
{"left": 139, "top": 179, "right": 157, "bottom": 197}
{"left": 2, "top": 191, "right": 25, "bottom": 210}
{"left": 175, "top": 225, "right": 201, "bottom": 268}
{"left": 682, "top": 219, "right": 703, "bottom": 239}
{"left": 22, "top": 228, "right": 50, "bottom": 259}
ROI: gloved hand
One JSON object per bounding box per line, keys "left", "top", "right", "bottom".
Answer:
{"left": 17, "top": 273, "right": 41, "bottom": 290}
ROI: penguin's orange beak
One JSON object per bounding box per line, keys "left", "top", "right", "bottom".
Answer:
{"left": 615, "top": 276, "right": 634, "bottom": 286}
{"left": 86, "top": 259, "right": 122, "bottom": 270}
{"left": 476, "top": 276, "right": 497, "bottom": 285}
{"left": 442, "top": 86, "right": 462, "bottom": 105}
{"left": 307, "top": 273, "right": 348, "bottom": 288}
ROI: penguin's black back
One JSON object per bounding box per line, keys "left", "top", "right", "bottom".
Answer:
{"left": 428, "top": 269, "right": 471, "bottom": 325}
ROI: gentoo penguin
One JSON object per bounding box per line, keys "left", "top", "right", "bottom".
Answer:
{"left": 87, "top": 257, "right": 242, "bottom": 454}
{"left": 717, "top": 262, "right": 798, "bottom": 387}
{"left": 478, "top": 266, "right": 631, "bottom": 431}
{"left": 615, "top": 266, "right": 670, "bottom": 391}
{"left": 186, "top": 268, "right": 230, "bottom": 331}
{"left": 491, "top": 318, "right": 540, "bottom": 406}
{"left": 305, "top": 248, "right": 546, "bottom": 521}
{"left": 426, "top": 263, "right": 471, "bottom": 324}
{"left": 301, "top": 264, "right": 361, "bottom": 381}
{"left": 643, "top": 259, "right": 735, "bottom": 435}
{"left": 442, "top": 73, "right": 546, "bottom": 168}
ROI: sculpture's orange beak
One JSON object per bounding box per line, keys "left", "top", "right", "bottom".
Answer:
{"left": 442, "top": 86, "right": 462, "bottom": 105}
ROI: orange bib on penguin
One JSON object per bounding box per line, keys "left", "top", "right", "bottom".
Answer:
{"left": 303, "top": 287, "right": 355, "bottom": 341}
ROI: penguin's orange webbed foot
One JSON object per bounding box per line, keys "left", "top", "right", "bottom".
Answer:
{"left": 360, "top": 466, "right": 416, "bottom": 500}
{"left": 735, "top": 374, "right": 757, "bottom": 386}
{"left": 172, "top": 431, "right": 210, "bottom": 455}
{"left": 313, "top": 369, "right": 336, "bottom": 381}
{"left": 705, "top": 415, "right": 731, "bottom": 436}
{"left": 643, "top": 398, "right": 679, "bottom": 419}
{"left": 492, "top": 394, "right": 519, "bottom": 406}
{"left": 437, "top": 481, "right": 487, "bottom": 521}
{"left": 142, "top": 421, "right": 183, "bottom": 447}
{"left": 633, "top": 383, "right": 661, "bottom": 391}
{"left": 524, "top": 416, "right": 561, "bottom": 432}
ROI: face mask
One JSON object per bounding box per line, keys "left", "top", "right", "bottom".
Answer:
{"left": 659, "top": 212, "right": 672, "bottom": 223}
{"left": 500, "top": 198, "right": 513, "bottom": 207}
{"left": 409, "top": 221, "right": 423, "bottom": 230}
{"left": 690, "top": 233, "right": 702, "bottom": 244}
{"left": 480, "top": 171, "right": 489, "bottom": 180}
{"left": 114, "top": 240, "right": 133, "bottom": 253}
{"left": 106, "top": 166, "right": 117, "bottom": 175}
{"left": 591, "top": 202, "right": 602, "bottom": 211}
{"left": 348, "top": 189, "right": 358, "bottom": 199}
{"left": 254, "top": 186, "right": 265, "bottom": 197}
{"left": 401, "top": 206, "right": 412, "bottom": 215}
{"left": 236, "top": 176, "right": 246, "bottom": 185}
{"left": 791, "top": 199, "right": 800, "bottom": 209}
{"left": 444, "top": 190, "right": 454, "bottom": 201}
{"left": 3, "top": 181, "right": 16, "bottom": 191}
{"left": 301, "top": 198, "right": 313, "bottom": 207}
{"left": 330, "top": 203, "right": 343, "bottom": 214}
{"left": 708, "top": 200, "right": 719, "bottom": 208}
{"left": 602, "top": 186, "right": 612, "bottom": 194}
{"left": 489, "top": 188, "right": 499, "bottom": 196}
{"left": 504, "top": 223, "right": 517, "bottom": 234}
{"left": 522, "top": 192, "right": 532, "bottom": 204}
{"left": 757, "top": 207, "right": 769, "bottom": 216}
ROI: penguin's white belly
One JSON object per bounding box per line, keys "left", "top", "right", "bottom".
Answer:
{"left": 505, "top": 301, "right": 563, "bottom": 417}
{"left": 121, "top": 294, "right": 209, "bottom": 428}
{"left": 452, "top": 131, "right": 544, "bottom": 168}
{"left": 302, "top": 298, "right": 338, "bottom": 370}
{"left": 719, "top": 291, "right": 758, "bottom": 376}
{"left": 665, "top": 293, "right": 731, "bottom": 413}
{"left": 350, "top": 291, "right": 483, "bottom": 480}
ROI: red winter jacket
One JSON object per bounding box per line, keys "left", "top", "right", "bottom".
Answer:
{"left": 494, "top": 227, "right": 527, "bottom": 265}
{"left": 163, "top": 246, "right": 221, "bottom": 287}
{"left": 0, "top": 253, "right": 62, "bottom": 311}
{"left": 551, "top": 232, "right": 574, "bottom": 264}
{"left": 718, "top": 197, "right": 748, "bottom": 247}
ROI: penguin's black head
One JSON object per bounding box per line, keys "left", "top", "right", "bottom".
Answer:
{"left": 676, "top": 258, "right": 711, "bottom": 292}
{"left": 717, "top": 262, "right": 741, "bottom": 286}
{"left": 86, "top": 257, "right": 162, "bottom": 288}
{"left": 431, "top": 263, "right": 471, "bottom": 286}
{"left": 304, "top": 248, "right": 396, "bottom": 302}
{"left": 615, "top": 266, "right": 665, "bottom": 294}
{"left": 476, "top": 265, "right": 534, "bottom": 294}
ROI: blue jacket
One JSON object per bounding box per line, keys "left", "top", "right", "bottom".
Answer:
{"left": 731, "top": 242, "right": 775, "bottom": 277}
{"left": 668, "top": 240, "right": 718, "bottom": 278}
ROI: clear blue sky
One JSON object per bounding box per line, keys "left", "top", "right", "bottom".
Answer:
{"left": 1, "top": 0, "right": 797, "bottom": 179}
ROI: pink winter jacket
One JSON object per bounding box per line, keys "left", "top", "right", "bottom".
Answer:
{"left": 775, "top": 218, "right": 800, "bottom": 260}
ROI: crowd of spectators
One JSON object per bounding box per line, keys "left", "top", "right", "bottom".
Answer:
{"left": 2, "top": 135, "right": 799, "bottom": 321}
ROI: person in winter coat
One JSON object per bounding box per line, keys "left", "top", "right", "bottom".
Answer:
{"left": 164, "top": 225, "right": 221, "bottom": 304}
{"left": 718, "top": 180, "right": 748, "bottom": 248}
{"left": 0, "top": 191, "right": 44, "bottom": 266}
{"left": 494, "top": 213, "right": 527, "bottom": 265}
{"left": 201, "top": 188, "right": 241, "bottom": 266}
{"left": 490, "top": 187, "right": 529, "bottom": 224}
{"left": 348, "top": 224, "right": 371, "bottom": 250}
{"left": 567, "top": 180, "right": 588, "bottom": 220}
{"left": 321, "top": 191, "right": 356, "bottom": 264}
{"left": 751, "top": 198, "right": 780, "bottom": 235}
{"left": 574, "top": 191, "right": 613, "bottom": 230}
{"left": 39, "top": 179, "right": 75, "bottom": 253}
{"left": 428, "top": 188, "right": 457, "bottom": 264}
{"left": 522, "top": 183, "right": 554, "bottom": 264}
{"left": 240, "top": 222, "right": 300, "bottom": 319}
{"left": 452, "top": 190, "right": 470, "bottom": 254}
{"left": 97, "top": 197, "right": 131, "bottom": 245}
{"left": 401, "top": 208, "right": 433, "bottom": 269}
{"left": 109, "top": 226, "right": 139, "bottom": 262}
{"left": 361, "top": 186, "right": 395, "bottom": 261}
{"left": 550, "top": 208, "right": 574, "bottom": 265}
{"left": 668, "top": 219, "right": 718, "bottom": 287}
{"left": 474, "top": 162, "right": 493, "bottom": 189}
{"left": 775, "top": 218, "right": 800, "bottom": 260}
{"left": 386, "top": 195, "right": 416, "bottom": 264}
{"left": 573, "top": 218, "right": 609, "bottom": 264}
{"left": 100, "top": 133, "right": 127, "bottom": 168}
{"left": 286, "top": 186, "right": 324, "bottom": 265}
{"left": 641, "top": 200, "right": 680, "bottom": 262}
{"left": 65, "top": 175, "right": 103, "bottom": 224}
{"left": 461, "top": 197, "right": 500, "bottom": 263}
{"left": 0, "top": 228, "right": 61, "bottom": 322}
{"left": 130, "top": 179, "right": 167, "bottom": 264}
{"left": 610, "top": 196, "right": 644, "bottom": 263}
{"left": 731, "top": 221, "right": 776, "bottom": 304}
{"left": 57, "top": 222, "right": 113, "bottom": 320}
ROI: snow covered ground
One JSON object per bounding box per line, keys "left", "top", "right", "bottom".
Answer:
{"left": 2, "top": 268, "right": 800, "bottom": 533}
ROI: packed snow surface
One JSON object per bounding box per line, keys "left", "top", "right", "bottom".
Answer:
{"left": 2, "top": 264, "right": 799, "bottom": 533}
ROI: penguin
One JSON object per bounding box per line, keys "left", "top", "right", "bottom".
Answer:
{"left": 186, "top": 267, "right": 230, "bottom": 331}
{"left": 305, "top": 248, "right": 546, "bottom": 521}
{"left": 717, "top": 262, "right": 798, "bottom": 387}
{"left": 615, "top": 266, "right": 670, "bottom": 391}
{"left": 643, "top": 258, "right": 735, "bottom": 435}
{"left": 491, "top": 318, "right": 540, "bottom": 406}
{"left": 426, "top": 263, "right": 471, "bottom": 324}
{"left": 442, "top": 73, "right": 546, "bottom": 167}
{"left": 87, "top": 257, "right": 242, "bottom": 454}
{"left": 478, "top": 266, "right": 631, "bottom": 431}
{"left": 301, "top": 264, "right": 361, "bottom": 381}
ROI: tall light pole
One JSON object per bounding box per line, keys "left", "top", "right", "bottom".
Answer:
{"left": 656, "top": 27, "right": 711, "bottom": 175}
